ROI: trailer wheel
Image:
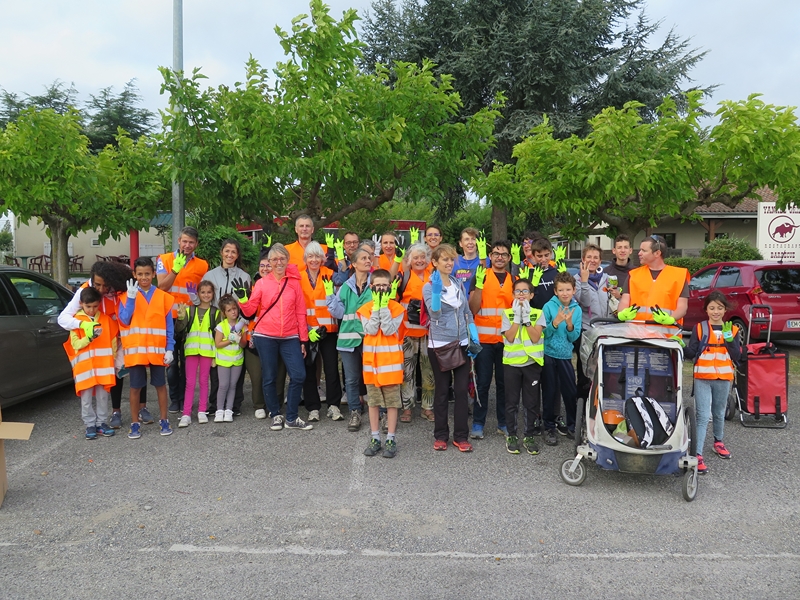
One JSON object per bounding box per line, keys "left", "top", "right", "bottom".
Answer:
{"left": 725, "top": 384, "right": 738, "bottom": 421}
{"left": 560, "top": 458, "right": 586, "bottom": 486}
{"left": 574, "top": 397, "right": 586, "bottom": 455}
{"left": 684, "top": 396, "right": 697, "bottom": 457}
{"left": 682, "top": 469, "right": 698, "bottom": 502}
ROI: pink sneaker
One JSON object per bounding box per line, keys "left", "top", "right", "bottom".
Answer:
{"left": 697, "top": 454, "right": 708, "bottom": 474}
{"left": 713, "top": 441, "right": 731, "bottom": 459}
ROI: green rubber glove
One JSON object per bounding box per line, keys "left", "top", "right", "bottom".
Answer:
{"left": 334, "top": 239, "right": 345, "bottom": 262}
{"left": 510, "top": 243, "right": 521, "bottom": 265}
{"left": 172, "top": 252, "right": 187, "bottom": 274}
{"left": 722, "top": 321, "right": 734, "bottom": 342}
{"left": 325, "top": 233, "right": 334, "bottom": 248}
{"left": 394, "top": 246, "right": 404, "bottom": 264}
{"left": 372, "top": 290, "right": 381, "bottom": 310}
{"left": 389, "top": 277, "right": 400, "bottom": 300}
{"left": 518, "top": 265, "right": 530, "bottom": 280}
{"left": 652, "top": 305, "right": 676, "bottom": 326}
{"left": 530, "top": 265, "right": 544, "bottom": 287}
{"left": 308, "top": 328, "right": 321, "bottom": 343}
{"left": 554, "top": 245, "right": 566, "bottom": 262}
{"left": 669, "top": 334, "right": 686, "bottom": 348}
{"left": 409, "top": 227, "right": 420, "bottom": 245}
{"left": 556, "top": 259, "right": 567, "bottom": 273}
{"left": 322, "top": 276, "right": 334, "bottom": 296}
{"left": 476, "top": 232, "right": 488, "bottom": 261}
{"left": 231, "top": 277, "right": 249, "bottom": 304}
{"left": 380, "top": 291, "right": 390, "bottom": 309}
{"left": 617, "top": 304, "right": 639, "bottom": 322}
{"left": 261, "top": 234, "right": 272, "bottom": 252}
{"left": 80, "top": 321, "right": 97, "bottom": 339}
{"left": 475, "top": 265, "right": 487, "bottom": 290}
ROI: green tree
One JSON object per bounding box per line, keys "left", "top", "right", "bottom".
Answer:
{"left": 158, "top": 0, "right": 499, "bottom": 234}
{"left": 361, "top": 0, "right": 707, "bottom": 238}
{"left": 0, "top": 220, "right": 12, "bottom": 252}
{"left": 84, "top": 80, "right": 156, "bottom": 152}
{"left": 475, "top": 93, "right": 800, "bottom": 241}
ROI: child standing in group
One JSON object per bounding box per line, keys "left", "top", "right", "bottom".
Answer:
{"left": 177, "top": 281, "right": 219, "bottom": 427}
{"left": 119, "top": 257, "right": 175, "bottom": 439}
{"left": 357, "top": 269, "right": 405, "bottom": 458}
{"left": 501, "top": 279, "right": 546, "bottom": 455}
{"left": 214, "top": 294, "right": 247, "bottom": 423}
{"left": 542, "top": 272, "right": 582, "bottom": 446}
{"left": 683, "top": 290, "right": 741, "bottom": 474}
{"left": 63, "top": 287, "right": 117, "bottom": 440}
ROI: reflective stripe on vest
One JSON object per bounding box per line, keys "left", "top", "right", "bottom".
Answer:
{"left": 63, "top": 312, "right": 117, "bottom": 395}
{"left": 216, "top": 320, "right": 244, "bottom": 367}
{"left": 502, "top": 308, "right": 544, "bottom": 366}
{"left": 337, "top": 283, "right": 372, "bottom": 349}
{"left": 473, "top": 270, "right": 514, "bottom": 344}
{"left": 184, "top": 308, "right": 216, "bottom": 358}
{"left": 119, "top": 289, "right": 174, "bottom": 367}
{"left": 158, "top": 252, "right": 208, "bottom": 317}
{"left": 400, "top": 268, "right": 430, "bottom": 337}
{"left": 694, "top": 323, "right": 736, "bottom": 381}
{"left": 300, "top": 267, "right": 339, "bottom": 333}
{"left": 357, "top": 301, "right": 404, "bottom": 386}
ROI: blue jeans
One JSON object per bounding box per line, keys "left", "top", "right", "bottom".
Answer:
{"left": 254, "top": 336, "right": 306, "bottom": 422}
{"left": 694, "top": 378, "right": 729, "bottom": 456}
{"left": 339, "top": 347, "right": 364, "bottom": 412}
{"left": 472, "top": 342, "right": 505, "bottom": 428}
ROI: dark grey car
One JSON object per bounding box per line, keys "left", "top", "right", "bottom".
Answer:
{"left": 0, "top": 265, "right": 74, "bottom": 408}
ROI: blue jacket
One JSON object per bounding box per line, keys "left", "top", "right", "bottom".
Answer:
{"left": 543, "top": 295, "right": 581, "bottom": 359}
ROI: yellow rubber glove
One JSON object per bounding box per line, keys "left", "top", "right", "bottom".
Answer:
{"left": 617, "top": 304, "right": 639, "bottom": 322}
{"left": 409, "top": 227, "right": 420, "bottom": 244}
{"left": 325, "top": 233, "right": 334, "bottom": 248}
{"left": 172, "top": 252, "right": 187, "bottom": 274}
{"left": 322, "top": 276, "right": 334, "bottom": 296}
{"left": 476, "top": 232, "right": 488, "bottom": 261}
{"left": 475, "top": 265, "right": 487, "bottom": 290}
{"left": 510, "top": 243, "right": 521, "bottom": 265}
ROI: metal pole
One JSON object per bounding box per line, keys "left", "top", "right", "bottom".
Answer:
{"left": 171, "top": 0, "right": 185, "bottom": 250}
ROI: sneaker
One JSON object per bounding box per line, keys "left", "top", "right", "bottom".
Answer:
{"left": 224, "top": 410, "right": 234, "bottom": 423}
{"left": 555, "top": 416, "right": 568, "bottom": 436}
{"left": 178, "top": 415, "right": 191, "bottom": 428}
{"left": 713, "top": 441, "right": 731, "bottom": 459}
{"left": 168, "top": 401, "right": 180, "bottom": 414}
{"left": 307, "top": 410, "right": 320, "bottom": 423}
{"left": 470, "top": 424, "right": 484, "bottom": 439}
{"left": 159, "top": 419, "right": 173, "bottom": 436}
{"left": 98, "top": 423, "right": 115, "bottom": 437}
{"left": 433, "top": 439, "right": 448, "bottom": 451}
{"left": 565, "top": 427, "right": 575, "bottom": 440}
{"left": 254, "top": 409, "right": 267, "bottom": 420}
{"left": 285, "top": 417, "right": 313, "bottom": 430}
{"left": 109, "top": 411, "right": 122, "bottom": 429}
{"left": 234, "top": 410, "right": 242, "bottom": 417}
{"left": 214, "top": 410, "right": 225, "bottom": 423}
{"left": 523, "top": 436, "right": 540, "bottom": 455}
{"left": 383, "top": 439, "right": 397, "bottom": 458}
{"left": 697, "top": 454, "right": 708, "bottom": 474}
{"left": 327, "top": 405, "right": 344, "bottom": 421}
{"left": 497, "top": 425, "right": 508, "bottom": 436}
{"left": 364, "top": 438, "right": 381, "bottom": 457}
{"left": 138, "top": 407, "right": 154, "bottom": 424}
{"left": 85, "top": 426, "right": 98, "bottom": 440}
{"left": 544, "top": 429, "right": 558, "bottom": 446}
{"left": 506, "top": 435, "right": 520, "bottom": 454}
{"left": 531, "top": 418, "right": 543, "bottom": 436}
{"left": 379, "top": 413, "right": 388, "bottom": 434}
{"left": 197, "top": 412, "right": 208, "bottom": 424}
{"left": 347, "top": 410, "right": 362, "bottom": 432}
{"left": 271, "top": 415, "right": 285, "bottom": 431}
{"left": 128, "top": 422, "right": 141, "bottom": 439}
{"left": 452, "top": 440, "right": 473, "bottom": 452}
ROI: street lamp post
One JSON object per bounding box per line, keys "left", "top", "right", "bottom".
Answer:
{"left": 171, "top": 0, "right": 185, "bottom": 250}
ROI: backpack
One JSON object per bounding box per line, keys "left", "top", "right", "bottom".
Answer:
{"left": 624, "top": 395, "right": 675, "bottom": 448}
{"left": 399, "top": 270, "right": 429, "bottom": 327}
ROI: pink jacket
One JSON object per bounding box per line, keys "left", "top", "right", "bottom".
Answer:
{"left": 240, "top": 264, "right": 308, "bottom": 342}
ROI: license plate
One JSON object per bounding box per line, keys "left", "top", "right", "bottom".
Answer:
{"left": 788, "top": 320, "right": 800, "bottom": 328}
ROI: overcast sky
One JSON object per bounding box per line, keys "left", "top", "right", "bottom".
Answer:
{"left": 1, "top": 1, "right": 797, "bottom": 124}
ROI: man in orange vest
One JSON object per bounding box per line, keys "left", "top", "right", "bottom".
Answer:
{"left": 285, "top": 214, "right": 337, "bottom": 271}
{"left": 468, "top": 240, "right": 516, "bottom": 439}
{"left": 617, "top": 234, "right": 690, "bottom": 329}
{"left": 157, "top": 226, "right": 209, "bottom": 413}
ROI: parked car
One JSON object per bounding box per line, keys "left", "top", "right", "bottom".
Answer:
{"left": 0, "top": 266, "right": 75, "bottom": 408}
{"left": 684, "top": 261, "right": 800, "bottom": 341}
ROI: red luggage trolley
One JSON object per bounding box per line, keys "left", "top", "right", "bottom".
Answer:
{"left": 735, "top": 305, "right": 788, "bottom": 428}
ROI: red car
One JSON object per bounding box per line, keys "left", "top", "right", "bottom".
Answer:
{"left": 684, "top": 261, "right": 800, "bottom": 341}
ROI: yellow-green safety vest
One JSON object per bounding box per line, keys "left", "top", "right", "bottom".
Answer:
{"left": 502, "top": 307, "right": 544, "bottom": 366}
{"left": 216, "top": 319, "right": 244, "bottom": 367}
{"left": 184, "top": 307, "right": 218, "bottom": 358}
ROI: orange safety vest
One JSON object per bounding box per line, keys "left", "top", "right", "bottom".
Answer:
{"left": 628, "top": 265, "right": 690, "bottom": 325}
{"left": 158, "top": 252, "right": 209, "bottom": 317}
{"left": 119, "top": 288, "right": 174, "bottom": 367}
{"left": 357, "top": 301, "right": 405, "bottom": 387}
{"left": 400, "top": 267, "right": 431, "bottom": 338}
{"left": 694, "top": 323, "right": 738, "bottom": 381}
{"left": 63, "top": 312, "right": 116, "bottom": 395}
{"left": 286, "top": 241, "right": 329, "bottom": 271}
{"left": 79, "top": 281, "right": 121, "bottom": 339}
{"left": 378, "top": 253, "right": 403, "bottom": 274}
{"left": 300, "top": 266, "right": 339, "bottom": 333}
{"left": 473, "top": 270, "right": 515, "bottom": 344}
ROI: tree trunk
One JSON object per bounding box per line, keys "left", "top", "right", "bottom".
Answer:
{"left": 491, "top": 204, "right": 507, "bottom": 241}
{"left": 43, "top": 218, "right": 71, "bottom": 286}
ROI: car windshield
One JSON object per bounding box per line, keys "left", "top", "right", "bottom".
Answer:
{"left": 757, "top": 268, "right": 800, "bottom": 293}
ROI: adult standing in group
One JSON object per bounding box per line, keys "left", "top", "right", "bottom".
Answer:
{"left": 333, "top": 231, "right": 361, "bottom": 286}
{"left": 156, "top": 226, "right": 209, "bottom": 415}
{"left": 397, "top": 243, "right": 435, "bottom": 423}
{"left": 468, "top": 240, "right": 516, "bottom": 439}
{"left": 424, "top": 225, "right": 444, "bottom": 253}
{"left": 617, "top": 234, "right": 690, "bottom": 329}
{"left": 453, "top": 227, "right": 483, "bottom": 295}
{"left": 604, "top": 234, "right": 634, "bottom": 316}
{"left": 285, "top": 214, "right": 332, "bottom": 271}
{"left": 376, "top": 232, "right": 403, "bottom": 279}
{"left": 235, "top": 243, "right": 311, "bottom": 431}
{"left": 575, "top": 243, "right": 609, "bottom": 400}
{"left": 423, "top": 244, "right": 477, "bottom": 452}
{"left": 327, "top": 247, "right": 374, "bottom": 432}
{"left": 202, "top": 238, "right": 253, "bottom": 417}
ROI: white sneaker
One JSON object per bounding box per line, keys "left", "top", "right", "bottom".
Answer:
{"left": 254, "top": 409, "right": 267, "bottom": 420}
{"left": 197, "top": 412, "right": 208, "bottom": 424}
{"left": 178, "top": 415, "right": 191, "bottom": 428}
{"left": 308, "top": 410, "right": 320, "bottom": 422}
{"left": 327, "top": 405, "right": 343, "bottom": 421}
{"left": 214, "top": 410, "right": 224, "bottom": 423}
{"left": 224, "top": 409, "right": 234, "bottom": 423}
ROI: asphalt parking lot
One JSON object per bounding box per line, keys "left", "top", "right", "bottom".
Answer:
{"left": 1, "top": 357, "right": 799, "bottom": 599}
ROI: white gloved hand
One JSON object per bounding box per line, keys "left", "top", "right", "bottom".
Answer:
{"left": 164, "top": 350, "right": 174, "bottom": 366}
{"left": 228, "top": 332, "right": 241, "bottom": 345}
{"left": 126, "top": 279, "right": 139, "bottom": 299}
{"left": 512, "top": 300, "right": 523, "bottom": 324}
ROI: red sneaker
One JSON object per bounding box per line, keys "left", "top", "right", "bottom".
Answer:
{"left": 452, "top": 440, "right": 473, "bottom": 452}
{"left": 713, "top": 441, "right": 731, "bottom": 459}
{"left": 697, "top": 454, "right": 708, "bottom": 474}
{"left": 433, "top": 439, "right": 447, "bottom": 451}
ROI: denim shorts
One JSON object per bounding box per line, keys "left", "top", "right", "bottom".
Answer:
{"left": 129, "top": 365, "right": 166, "bottom": 389}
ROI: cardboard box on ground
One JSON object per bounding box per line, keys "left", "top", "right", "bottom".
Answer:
{"left": 0, "top": 406, "right": 34, "bottom": 509}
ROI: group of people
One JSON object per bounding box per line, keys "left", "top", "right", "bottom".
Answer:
{"left": 60, "top": 217, "right": 738, "bottom": 470}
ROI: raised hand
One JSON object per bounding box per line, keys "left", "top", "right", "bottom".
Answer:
{"left": 262, "top": 234, "right": 273, "bottom": 252}
{"left": 579, "top": 260, "right": 590, "bottom": 282}
{"left": 430, "top": 269, "right": 442, "bottom": 295}
{"left": 334, "top": 238, "right": 345, "bottom": 262}
{"left": 325, "top": 233, "right": 335, "bottom": 248}
{"left": 722, "top": 321, "right": 734, "bottom": 342}
{"left": 530, "top": 265, "right": 544, "bottom": 287}
{"left": 409, "top": 226, "right": 420, "bottom": 244}
{"left": 394, "top": 246, "right": 404, "bottom": 264}
{"left": 476, "top": 232, "right": 488, "bottom": 261}
{"left": 554, "top": 245, "right": 566, "bottom": 262}
{"left": 380, "top": 291, "right": 390, "bottom": 309}
{"left": 371, "top": 290, "right": 381, "bottom": 310}
{"left": 475, "top": 265, "right": 487, "bottom": 290}
{"left": 172, "top": 252, "right": 187, "bottom": 274}
{"left": 510, "top": 243, "right": 521, "bottom": 265}
{"left": 389, "top": 275, "right": 401, "bottom": 300}
{"left": 126, "top": 278, "right": 139, "bottom": 299}
{"left": 231, "top": 277, "right": 249, "bottom": 303}
{"left": 518, "top": 265, "right": 530, "bottom": 280}
{"left": 322, "top": 275, "right": 335, "bottom": 297}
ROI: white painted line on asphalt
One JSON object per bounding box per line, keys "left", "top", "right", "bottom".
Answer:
{"left": 348, "top": 437, "right": 365, "bottom": 492}
{"left": 0, "top": 543, "right": 19, "bottom": 547}
{"left": 7, "top": 436, "right": 71, "bottom": 476}
{"left": 168, "top": 544, "right": 347, "bottom": 556}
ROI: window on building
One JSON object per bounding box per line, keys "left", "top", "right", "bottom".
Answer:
{"left": 652, "top": 233, "right": 676, "bottom": 248}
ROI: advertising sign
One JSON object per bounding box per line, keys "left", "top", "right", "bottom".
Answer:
{"left": 757, "top": 202, "right": 800, "bottom": 261}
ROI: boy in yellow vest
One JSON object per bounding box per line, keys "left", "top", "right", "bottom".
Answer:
{"left": 357, "top": 269, "right": 405, "bottom": 458}
{"left": 63, "top": 287, "right": 117, "bottom": 440}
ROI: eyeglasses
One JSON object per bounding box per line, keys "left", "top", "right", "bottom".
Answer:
{"left": 258, "top": 263, "right": 269, "bottom": 269}
{"left": 269, "top": 257, "right": 287, "bottom": 264}
{"left": 513, "top": 289, "right": 531, "bottom": 295}
{"left": 491, "top": 252, "right": 510, "bottom": 259}
{"left": 426, "top": 233, "right": 442, "bottom": 238}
